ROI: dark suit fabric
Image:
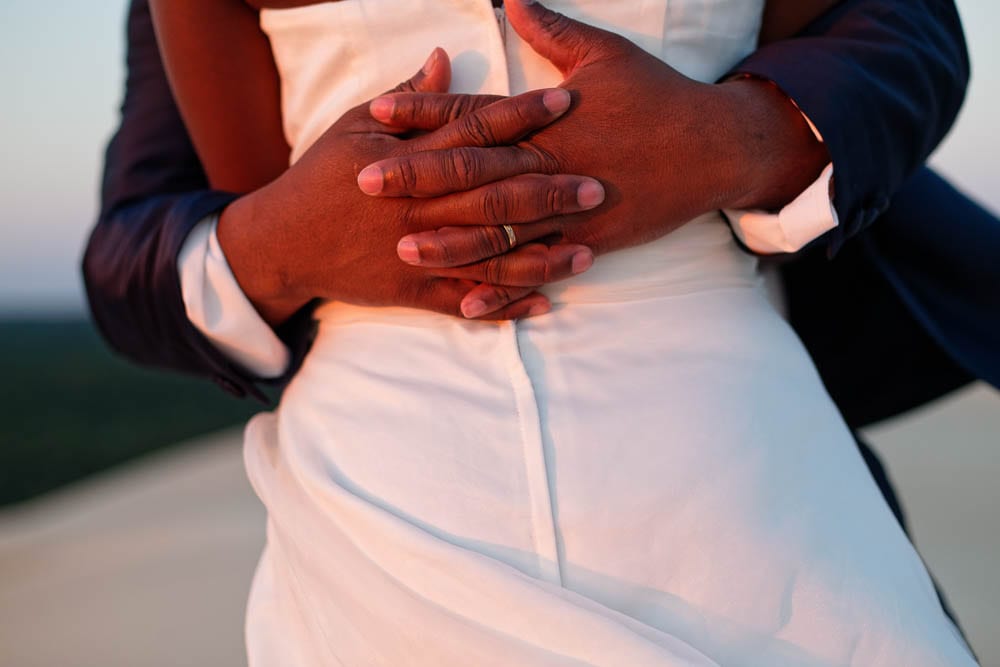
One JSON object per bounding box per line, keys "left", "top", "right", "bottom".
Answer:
{"left": 82, "top": 0, "right": 251, "bottom": 397}
{"left": 867, "top": 169, "right": 1000, "bottom": 391}
{"left": 82, "top": 0, "right": 988, "bottom": 414}
{"left": 783, "top": 168, "right": 998, "bottom": 430}
{"left": 735, "top": 0, "right": 970, "bottom": 254}
{"left": 80, "top": 0, "right": 988, "bottom": 645}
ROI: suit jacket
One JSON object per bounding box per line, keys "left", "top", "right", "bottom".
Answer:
{"left": 83, "top": 0, "right": 994, "bottom": 426}
{"left": 783, "top": 166, "right": 999, "bottom": 426}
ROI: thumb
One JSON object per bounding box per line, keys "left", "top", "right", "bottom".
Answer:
{"left": 504, "top": 0, "right": 615, "bottom": 76}
{"left": 387, "top": 47, "right": 452, "bottom": 94}
{"left": 346, "top": 49, "right": 451, "bottom": 131}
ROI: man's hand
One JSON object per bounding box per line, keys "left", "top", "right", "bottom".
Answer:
{"left": 363, "top": 0, "right": 829, "bottom": 311}
{"left": 217, "top": 48, "right": 602, "bottom": 326}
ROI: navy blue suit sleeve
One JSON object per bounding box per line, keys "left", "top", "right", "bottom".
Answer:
{"left": 81, "top": 0, "right": 273, "bottom": 401}
{"left": 84, "top": 0, "right": 971, "bottom": 400}
{"left": 735, "top": 0, "right": 970, "bottom": 254}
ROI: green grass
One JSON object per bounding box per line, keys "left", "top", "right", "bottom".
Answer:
{"left": 0, "top": 318, "right": 263, "bottom": 506}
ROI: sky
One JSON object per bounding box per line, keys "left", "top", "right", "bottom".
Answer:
{"left": 0, "top": 0, "right": 997, "bottom": 314}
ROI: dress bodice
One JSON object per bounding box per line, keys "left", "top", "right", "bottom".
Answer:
{"left": 261, "top": 0, "right": 763, "bottom": 160}
{"left": 244, "top": 5, "right": 978, "bottom": 666}
{"left": 260, "top": 0, "right": 764, "bottom": 164}
{"left": 260, "top": 0, "right": 767, "bottom": 307}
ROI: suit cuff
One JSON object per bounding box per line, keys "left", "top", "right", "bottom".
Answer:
{"left": 724, "top": 163, "right": 838, "bottom": 255}
{"left": 178, "top": 216, "right": 291, "bottom": 378}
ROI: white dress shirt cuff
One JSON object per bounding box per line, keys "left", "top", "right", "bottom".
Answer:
{"left": 178, "top": 216, "right": 291, "bottom": 379}
{"left": 723, "top": 163, "right": 838, "bottom": 254}
{"left": 722, "top": 102, "right": 838, "bottom": 255}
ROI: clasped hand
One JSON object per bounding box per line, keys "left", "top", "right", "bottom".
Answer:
{"left": 227, "top": 43, "right": 602, "bottom": 324}
{"left": 232, "top": 0, "right": 823, "bottom": 325}
{"left": 358, "top": 0, "right": 826, "bottom": 318}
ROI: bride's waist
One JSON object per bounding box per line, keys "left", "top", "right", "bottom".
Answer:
{"left": 542, "top": 212, "right": 758, "bottom": 304}
{"left": 315, "top": 213, "right": 759, "bottom": 324}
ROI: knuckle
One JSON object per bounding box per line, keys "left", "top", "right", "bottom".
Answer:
{"left": 476, "top": 228, "right": 509, "bottom": 260}
{"left": 405, "top": 95, "right": 426, "bottom": 124}
{"left": 448, "top": 147, "right": 483, "bottom": 187}
{"left": 542, "top": 13, "right": 591, "bottom": 55}
{"left": 479, "top": 188, "right": 511, "bottom": 225}
{"left": 448, "top": 95, "right": 475, "bottom": 122}
{"left": 395, "top": 75, "right": 419, "bottom": 93}
{"left": 432, "top": 230, "right": 457, "bottom": 266}
{"left": 459, "top": 113, "right": 497, "bottom": 146}
{"left": 394, "top": 158, "right": 420, "bottom": 191}
{"left": 539, "top": 11, "right": 574, "bottom": 41}
{"left": 490, "top": 285, "right": 514, "bottom": 307}
{"left": 505, "top": 96, "right": 540, "bottom": 131}
{"left": 482, "top": 256, "right": 508, "bottom": 285}
{"left": 544, "top": 182, "right": 571, "bottom": 213}
{"left": 520, "top": 143, "right": 560, "bottom": 174}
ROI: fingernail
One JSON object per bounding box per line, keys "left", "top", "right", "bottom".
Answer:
{"left": 422, "top": 49, "right": 439, "bottom": 75}
{"left": 571, "top": 250, "right": 594, "bottom": 274}
{"left": 528, "top": 303, "right": 550, "bottom": 317}
{"left": 397, "top": 239, "right": 421, "bottom": 264}
{"left": 370, "top": 96, "right": 394, "bottom": 122}
{"left": 462, "top": 299, "right": 489, "bottom": 319}
{"left": 542, "top": 88, "right": 571, "bottom": 115}
{"left": 357, "top": 165, "right": 384, "bottom": 195}
{"left": 577, "top": 180, "right": 605, "bottom": 208}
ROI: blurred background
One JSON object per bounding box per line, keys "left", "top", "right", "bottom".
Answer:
{"left": 0, "top": 1, "right": 997, "bottom": 665}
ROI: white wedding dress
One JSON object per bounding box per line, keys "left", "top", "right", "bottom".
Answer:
{"left": 241, "top": 1, "right": 977, "bottom": 665}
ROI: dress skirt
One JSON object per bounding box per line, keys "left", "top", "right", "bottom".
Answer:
{"left": 242, "top": 1, "right": 977, "bottom": 664}
{"left": 242, "top": 216, "right": 973, "bottom": 666}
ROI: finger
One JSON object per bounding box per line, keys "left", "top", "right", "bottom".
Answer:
{"left": 402, "top": 174, "right": 605, "bottom": 233}
{"left": 470, "top": 291, "right": 552, "bottom": 320}
{"left": 419, "top": 279, "right": 549, "bottom": 320}
{"left": 427, "top": 242, "right": 594, "bottom": 287}
{"left": 459, "top": 284, "right": 538, "bottom": 319}
{"left": 348, "top": 48, "right": 453, "bottom": 132}
{"left": 399, "top": 221, "right": 563, "bottom": 267}
{"left": 370, "top": 92, "right": 506, "bottom": 131}
{"left": 402, "top": 88, "right": 571, "bottom": 150}
{"left": 387, "top": 47, "right": 452, "bottom": 95}
{"left": 504, "top": 0, "right": 621, "bottom": 76}
{"left": 372, "top": 88, "right": 572, "bottom": 150}
{"left": 358, "top": 145, "right": 559, "bottom": 197}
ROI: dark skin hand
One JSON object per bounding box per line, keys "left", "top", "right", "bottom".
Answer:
{"left": 153, "top": 0, "right": 836, "bottom": 324}
{"left": 217, "top": 56, "right": 606, "bottom": 324}
{"left": 151, "top": 0, "right": 604, "bottom": 325}
{"left": 365, "top": 0, "right": 834, "bottom": 316}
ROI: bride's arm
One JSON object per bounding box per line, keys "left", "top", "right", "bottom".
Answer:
{"left": 148, "top": 0, "right": 290, "bottom": 192}
{"left": 759, "top": 0, "right": 840, "bottom": 46}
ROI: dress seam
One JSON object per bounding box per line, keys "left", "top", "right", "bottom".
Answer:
{"left": 503, "top": 321, "right": 564, "bottom": 587}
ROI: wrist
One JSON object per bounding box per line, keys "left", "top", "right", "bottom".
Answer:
{"left": 217, "top": 188, "right": 309, "bottom": 327}
{"left": 715, "top": 75, "right": 830, "bottom": 211}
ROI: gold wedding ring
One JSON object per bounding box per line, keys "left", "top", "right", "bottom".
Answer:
{"left": 501, "top": 224, "right": 517, "bottom": 249}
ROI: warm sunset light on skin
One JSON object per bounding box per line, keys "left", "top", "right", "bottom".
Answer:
{"left": 0, "top": 2, "right": 997, "bottom": 666}
{"left": 0, "top": 0, "right": 997, "bottom": 313}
